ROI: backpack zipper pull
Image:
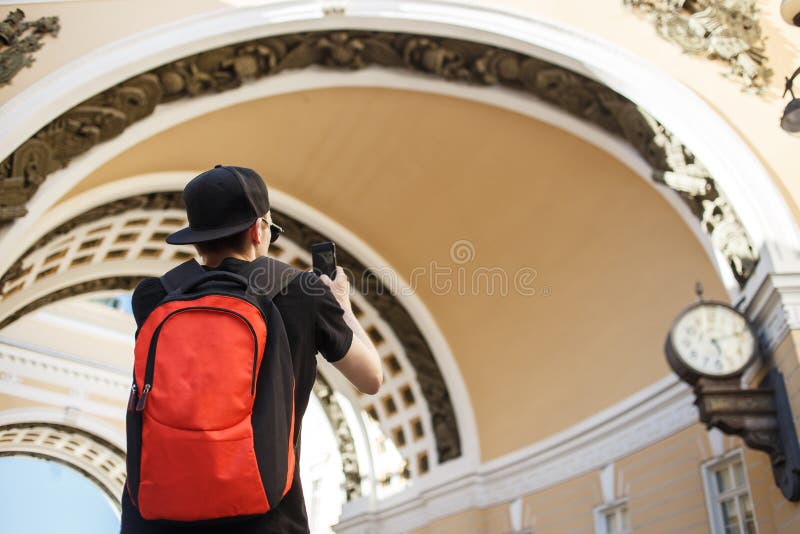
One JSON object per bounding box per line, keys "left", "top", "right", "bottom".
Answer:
{"left": 135, "top": 384, "right": 151, "bottom": 412}
{"left": 127, "top": 383, "right": 137, "bottom": 411}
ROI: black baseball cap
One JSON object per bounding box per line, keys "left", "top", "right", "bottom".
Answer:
{"left": 165, "top": 165, "right": 270, "bottom": 245}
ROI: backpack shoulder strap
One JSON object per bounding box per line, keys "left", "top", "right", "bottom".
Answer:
{"left": 159, "top": 258, "right": 206, "bottom": 294}
{"left": 244, "top": 256, "right": 303, "bottom": 300}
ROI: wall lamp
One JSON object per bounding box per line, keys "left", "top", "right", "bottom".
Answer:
{"left": 783, "top": 0, "right": 800, "bottom": 25}
{"left": 783, "top": 67, "right": 800, "bottom": 133}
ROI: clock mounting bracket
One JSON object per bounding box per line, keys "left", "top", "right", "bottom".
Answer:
{"left": 694, "top": 369, "right": 800, "bottom": 501}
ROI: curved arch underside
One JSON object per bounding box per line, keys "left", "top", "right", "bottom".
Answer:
{"left": 0, "top": 30, "right": 758, "bottom": 287}
{"left": 0, "top": 191, "right": 462, "bottom": 470}
{"left": 0, "top": 422, "right": 126, "bottom": 505}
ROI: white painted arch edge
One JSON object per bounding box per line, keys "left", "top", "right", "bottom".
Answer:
{"left": 9, "top": 171, "right": 482, "bottom": 468}
{"left": 0, "top": 406, "right": 126, "bottom": 450}
{"left": 0, "top": 0, "right": 795, "bottom": 263}
{"left": 0, "top": 68, "right": 731, "bottom": 294}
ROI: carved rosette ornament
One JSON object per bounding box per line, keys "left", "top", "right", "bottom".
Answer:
{"left": 624, "top": 0, "right": 772, "bottom": 92}
{"left": 0, "top": 30, "right": 758, "bottom": 286}
{"left": 0, "top": 9, "right": 60, "bottom": 87}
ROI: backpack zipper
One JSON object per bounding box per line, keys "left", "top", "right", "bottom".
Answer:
{"left": 135, "top": 306, "right": 260, "bottom": 412}
{"left": 128, "top": 382, "right": 137, "bottom": 411}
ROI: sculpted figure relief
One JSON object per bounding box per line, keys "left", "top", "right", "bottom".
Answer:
{"left": 0, "top": 31, "right": 758, "bottom": 286}
{"left": 625, "top": 0, "right": 772, "bottom": 91}
{"left": 0, "top": 9, "right": 60, "bottom": 86}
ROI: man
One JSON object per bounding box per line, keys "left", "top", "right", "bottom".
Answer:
{"left": 120, "top": 165, "right": 383, "bottom": 533}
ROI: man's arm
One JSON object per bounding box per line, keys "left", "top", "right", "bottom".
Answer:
{"left": 320, "top": 267, "right": 383, "bottom": 395}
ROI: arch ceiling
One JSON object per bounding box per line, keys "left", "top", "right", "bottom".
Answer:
{"left": 0, "top": 29, "right": 761, "bottom": 290}
{"left": 0, "top": 192, "right": 458, "bottom": 485}
{"left": 0, "top": 86, "right": 729, "bottom": 461}
{"left": 0, "top": 0, "right": 790, "bottom": 481}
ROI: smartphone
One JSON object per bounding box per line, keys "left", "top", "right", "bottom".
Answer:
{"left": 311, "top": 241, "right": 337, "bottom": 279}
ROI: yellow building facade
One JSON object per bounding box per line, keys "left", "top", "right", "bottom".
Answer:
{"left": 1, "top": 1, "right": 799, "bottom": 532}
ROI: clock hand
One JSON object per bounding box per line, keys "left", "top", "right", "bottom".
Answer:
{"left": 716, "top": 329, "right": 746, "bottom": 341}
{"left": 711, "top": 338, "right": 722, "bottom": 356}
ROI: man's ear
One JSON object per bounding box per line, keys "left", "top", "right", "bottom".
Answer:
{"left": 249, "top": 221, "right": 263, "bottom": 245}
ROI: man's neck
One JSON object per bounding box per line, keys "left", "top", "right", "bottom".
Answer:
{"left": 201, "top": 251, "right": 257, "bottom": 268}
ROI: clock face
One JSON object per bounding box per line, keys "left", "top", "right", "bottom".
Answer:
{"left": 671, "top": 303, "right": 756, "bottom": 377}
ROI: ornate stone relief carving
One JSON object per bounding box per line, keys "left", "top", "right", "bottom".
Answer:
{"left": 0, "top": 192, "right": 463, "bottom": 465}
{"left": 624, "top": 0, "right": 772, "bottom": 92}
{"left": 0, "top": 9, "right": 60, "bottom": 87}
{"left": 313, "top": 373, "right": 361, "bottom": 500}
{"left": 0, "top": 30, "right": 759, "bottom": 285}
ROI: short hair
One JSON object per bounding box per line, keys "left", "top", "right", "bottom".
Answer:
{"left": 193, "top": 227, "right": 251, "bottom": 256}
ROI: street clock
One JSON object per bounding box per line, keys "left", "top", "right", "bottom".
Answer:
{"left": 665, "top": 300, "right": 759, "bottom": 384}
{"left": 663, "top": 287, "right": 800, "bottom": 502}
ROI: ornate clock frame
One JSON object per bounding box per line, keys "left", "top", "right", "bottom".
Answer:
{"left": 665, "top": 300, "right": 761, "bottom": 385}
{"left": 666, "top": 294, "right": 800, "bottom": 501}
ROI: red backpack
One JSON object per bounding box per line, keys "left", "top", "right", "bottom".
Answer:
{"left": 125, "top": 257, "right": 301, "bottom": 522}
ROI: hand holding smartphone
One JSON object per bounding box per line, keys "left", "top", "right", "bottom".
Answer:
{"left": 311, "top": 242, "right": 337, "bottom": 279}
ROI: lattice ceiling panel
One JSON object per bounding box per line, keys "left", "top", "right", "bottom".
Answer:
{"left": 1, "top": 209, "right": 195, "bottom": 299}
{"left": 0, "top": 206, "right": 437, "bottom": 485}
{"left": 0, "top": 423, "right": 126, "bottom": 506}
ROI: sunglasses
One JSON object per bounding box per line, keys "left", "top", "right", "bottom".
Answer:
{"left": 260, "top": 217, "right": 283, "bottom": 244}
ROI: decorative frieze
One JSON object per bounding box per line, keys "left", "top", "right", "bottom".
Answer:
{"left": 0, "top": 30, "right": 758, "bottom": 285}
{"left": 624, "top": 0, "right": 772, "bottom": 92}
{"left": 0, "top": 9, "right": 60, "bottom": 87}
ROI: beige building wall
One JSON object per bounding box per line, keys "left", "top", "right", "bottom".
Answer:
{"left": 620, "top": 426, "right": 718, "bottom": 534}
{"left": 0, "top": 381, "right": 125, "bottom": 434}
{"left": 412, "top": 423, "right": 800, "bottom": 534}
{"left": 0, "top": 0, "right": 226, "bottom": 104}
{"left": 413, "top": 470, "right": 601, "bottom": 534}
{"left": 0, "top": 392, "right": 53, "bottom": 411}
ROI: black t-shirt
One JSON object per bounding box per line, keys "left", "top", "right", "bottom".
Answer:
{"left": 120, "top": 257, "right": 353, "bottom": 534}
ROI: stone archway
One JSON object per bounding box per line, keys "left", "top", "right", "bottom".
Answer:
{"left": 0, "top": 190, "right": 459, "bottom": 485}
{"left": 0, "top": 29, "right": 760, "bottom": 290}
{"left": 0, "top": 422, "right": 126, "bottom": 505}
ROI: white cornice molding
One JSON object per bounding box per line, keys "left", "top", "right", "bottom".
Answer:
{"left": 744, "top": 242, "right": 800, "bottom": 355}
{"left": 42, "top": 298, "right": 135, "bottom": 336}
{"left": 0, "top": 336, "right": 128, "bottom": 376}
{"left": 0, "top": 339, "right": 129, "bottom": 421}
{"left": 335, "top": 374, "right": 697, "bottom": 533}
{"left": 0, "top": 406, "right": 125, "bottom": 449}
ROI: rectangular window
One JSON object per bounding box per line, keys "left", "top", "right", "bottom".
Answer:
{"left": 594, "top": 500, "right": 631, "bottom": 534}
{"left": 702, "top": 451, "right": 758, "bottom": 534}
